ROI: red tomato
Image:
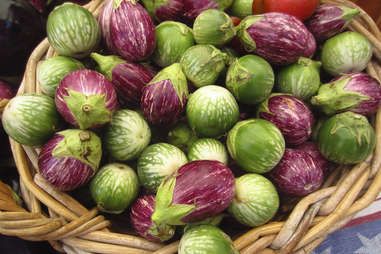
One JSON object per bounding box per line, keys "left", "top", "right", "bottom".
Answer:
{"left": 230, "top": 16, "right": 242, "bottom": 26}
{"left": 262, "top": 0, "right": 320, "bottom": 20}
{"left": 252, "top": 0, "right": 265, "bottom": 14}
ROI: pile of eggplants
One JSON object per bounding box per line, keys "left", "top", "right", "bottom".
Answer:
{"left": 2, "top": 1, "right": 381, "bottom": 253}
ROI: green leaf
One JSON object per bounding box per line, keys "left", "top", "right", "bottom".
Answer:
{"left": 155, "top": 176, "right": 177, "bottom": 210}
{"left": 64, "top": 89, "right": 112, "bottom": 130}
{"left": 152, "top": 203, "right": 196, "bottom": 226}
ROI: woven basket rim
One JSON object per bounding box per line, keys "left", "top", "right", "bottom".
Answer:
{"left": 2, "top": 0, "right": 381, "bottom": 254}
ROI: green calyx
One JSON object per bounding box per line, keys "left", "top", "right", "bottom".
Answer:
{"left": 52, "top": 129, "right": 102, "bottom": 170}
{"left": 297, "top": 57, "right": 322, "bottom": 69}
{"left": 151, "top": 176, "right": 196, "bottom": 226}
{"left": 339, "top": 5, "right": 360, "bottom": 27}
{"left": 256, "top": 93, "right": 288, "bottom": 116}
{"left": 90, "top": 53, "right": 126, "bottom": 81}
{"left": 310, "top": 77, "right": 371, "bottom": 115}
{"left": 226, "top": 119, "right": 257, "bottom": 159}
{"left": 226, "top": 58, "right": 252, "bottom": 100}
{"left": 193, "top": 9, "right": 236, "bottom": 46}
{"left": 148, "top": 63, "right": 189, "bottom": 106}
{"left": 328, "top": 112, "right": 373, "bottom": 147}
{"left": 64, "top": 89, "right": 112, "bottom": 130}
{"left": 153, "top": 0, "right": 169, "bottom": 9}
{"left": 167, "top": 122, "right": 198, "bottom": 152}
{"left": 147, "top": 222, "right": 176, "bottom": 242}
{"left": 237, "top": 15, "right": 264, "bottom": 52}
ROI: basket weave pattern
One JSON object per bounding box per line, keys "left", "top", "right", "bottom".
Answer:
{"left": 2, "top": 0, "right": 381, "bottom": 253}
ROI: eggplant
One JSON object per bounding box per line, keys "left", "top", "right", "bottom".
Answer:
{"left": 187, "top": 138, "right": 228, "bottom": 165}
{"left": 167, "top": 122, "right": 199, "bottom": 153}
{"left": 141, "top": 63, "right": 188, "bottom": 126}
{"left": 226, "top": 54, "right": 274, "bottom": 105}
{"left": 91, "top": 53, "right": 154, "bottom": 105}
{"left": 178, "top": 225, "right": 238, "bottom": 254}
{"left": 2, "top": 94, "right": 61, "bottom": 146}
{"left": 257, "top": 94, "right": 314, "bottom": 145}
{"left": 38, "top": 129, "right": 102, "bottom": 191}
{"left": 229, "top": 173, "right": 279, "bottom": 227}
{"left": 137, "top": 143, "right": 188, "bottom": 193}
{"left": 151, "top": 160, "right": 235, "bottom": 226}
{"left": 47, "top": 3, "right": 101, "bottom": 58}
{"left": 270, "top": 148, "right": 323, "bottom": 197}
{"left": 321, "top": 31, "right": 372, "bottom": 76}
{"left": 130, "top": 195, "right": 176, "bottom": 242}
{"left": 182, "top": 0, "right": 233, "bottom": 21}
{"left": 237, "top": 12, "right": 316, "bottom": 65}
{"left": 193, "top": 9, "right": 236, "bottom": 46}
{"left": 142, "top": 0, "right": 184, "bottom": 22}
{"left": 103, "top": 109, "right": 151, "bottom": 161}
{"left": 311, "top": 72, "right": 381, "bottom": 116}
{"left": 90, "top": 163, "right": 139, "bottom": 214}
{"left": 0, "top": 80, "right": 15, "bottom": 115}
{"left": 306, "top": 4, "right": 360, "bottom": 42}
{"left": 186, "top": 85, "right": 239, "bottom": 138}
{"left": 99, "top": 0, "right": 156, "bottom": 61}
{"left": 227, "top": 119, "right": 285, "bottom": 174}
{"left": 317, "top": 111, "right": 375, "bottom": 164}
{"left": 55, "top": 69, "right": 118, "bottom": 130}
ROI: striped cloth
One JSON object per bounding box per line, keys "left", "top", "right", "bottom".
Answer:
{"left": 312, "top": 192, "right": 381, "bottom": 254}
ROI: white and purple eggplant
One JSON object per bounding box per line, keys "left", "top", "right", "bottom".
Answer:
{"left": 311, "top": 72, "right": 381, "bottom": 116}
{"left": 257, "top": 94, "right": 314, "bottom": 146}
{"left": 294, "top": 141, "right": 334, "bottom": 176}
{"left": 130, "top": 195, "right": 176, "bottom": 242}
{"left": 141, "top": 63, "right": 189, "bottom": 126}
{"left": 0, "top": 80, "right": 14, "bottom": 115}
{"left": 321, "top": 31, "right": 372, "bottom": 76}
{"left": 38, "top": 129, "right": 102, "bottom": 191}
{"left": 306, "top": 4, "right": 360, "bottom": 42}
{"left": 55, "top": 69, "right": 118, "bottom": 130}
{"left": 90, "top": 53, "right": 153, "bottom": 105}
{"left": 99, "top": 0, "right": 156, "bottom": 62}
{"left": 237, "top": 12, "right": 316, "bottom": 65}
{"left": 151, "top": 160, "right": 235, "bottom": 227}
{"left": 270, "top": 148, "right": 323, "bottom": 197}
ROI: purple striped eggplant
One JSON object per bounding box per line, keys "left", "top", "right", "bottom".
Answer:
{"left": 237, "top": 12, "right": 316, "bottom": 65}
{"left": 91, "top": 53, "right": 153, "bottom": 105}
{"left": 141, "top": 63, "right": 188, "bottom": 126}
{"left": 294, "top": 141, "right": 334, "bottom": 176}
{"left": 130, "top": 195, "right": 176, "bottom": 242}
{"left": 270, "top": 148, "right": 323, "bottom": 197}
{"left": 311, "top": 72, "right": 381, "bottom": 116}
{"left": 38, "top": 129, "right": 102, "bottom": 191}
{"left": 55, "top": 69, "right": 118, "bottom": 130}
{"left": 151, "top": 160, "right": 235, "bottom": 227}
{"left": 142, "top": 0, "right": 184, "bottom": 22}
{"left": 99, "top": 0, "right": 156, "bottom": 62}
{"left": 306, "top": 4, "right": 360, "bottom": 42}
{"left": 257, "top": 94, "right": 314, "bottom": 146}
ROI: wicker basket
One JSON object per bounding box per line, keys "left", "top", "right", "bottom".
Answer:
{"left": 2, "top": 0, "right": 381, "bottom": 253}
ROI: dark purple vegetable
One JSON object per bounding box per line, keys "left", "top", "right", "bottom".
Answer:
{"left": 183, "top": 0, "right": 219, "bottom": 21}
{"left": 0, "top": 80, "right": 15, "bottom": 117}
{"left": 152, "top": 0, "right": 184, "bottom": 22}
{"left": 294, "top": 141, "right": 334, "bottom": 176}
{"left": 130, "top": 195, "right": 176, "bottom": 242}
{"left": 0, "top": 0, "right": 44, "bottom": 76}
{"left": 28, "top": 0, "right": 45, "bottom": 13}
{"left": 55, "top": 69, "right": 118, "bottom": 130}
{"left": 152, "top": 160, "right": 235, "bottom": 226}
{"left": 237, "top": 12, "right": 316, "bottom": 65}
{"left": 270, "top": 149, "right": 323, "bottom": 197}
{"left": 306, "top": 4, "right": 360, "bottom": 42}
{"left": 38, "top": 129, "right": 102, "bottom": 191}
{"left": 257, "top": 94, "right": 314, "bottom": 146}
{"left": 91, "top": 53, "right": 153, "bottom": 106}
{"left": 99, "top": 0, "right": 156, "bottom": 62}
{"left": 311, "top": 72, "right": 381, "bottom": 116}
{"left": 141, "top": 63, "right": 188, "bottom": 126}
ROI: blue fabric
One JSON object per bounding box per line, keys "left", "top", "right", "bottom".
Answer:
{"left": 312, "top": 219, "right": 381, "bottom": 254}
